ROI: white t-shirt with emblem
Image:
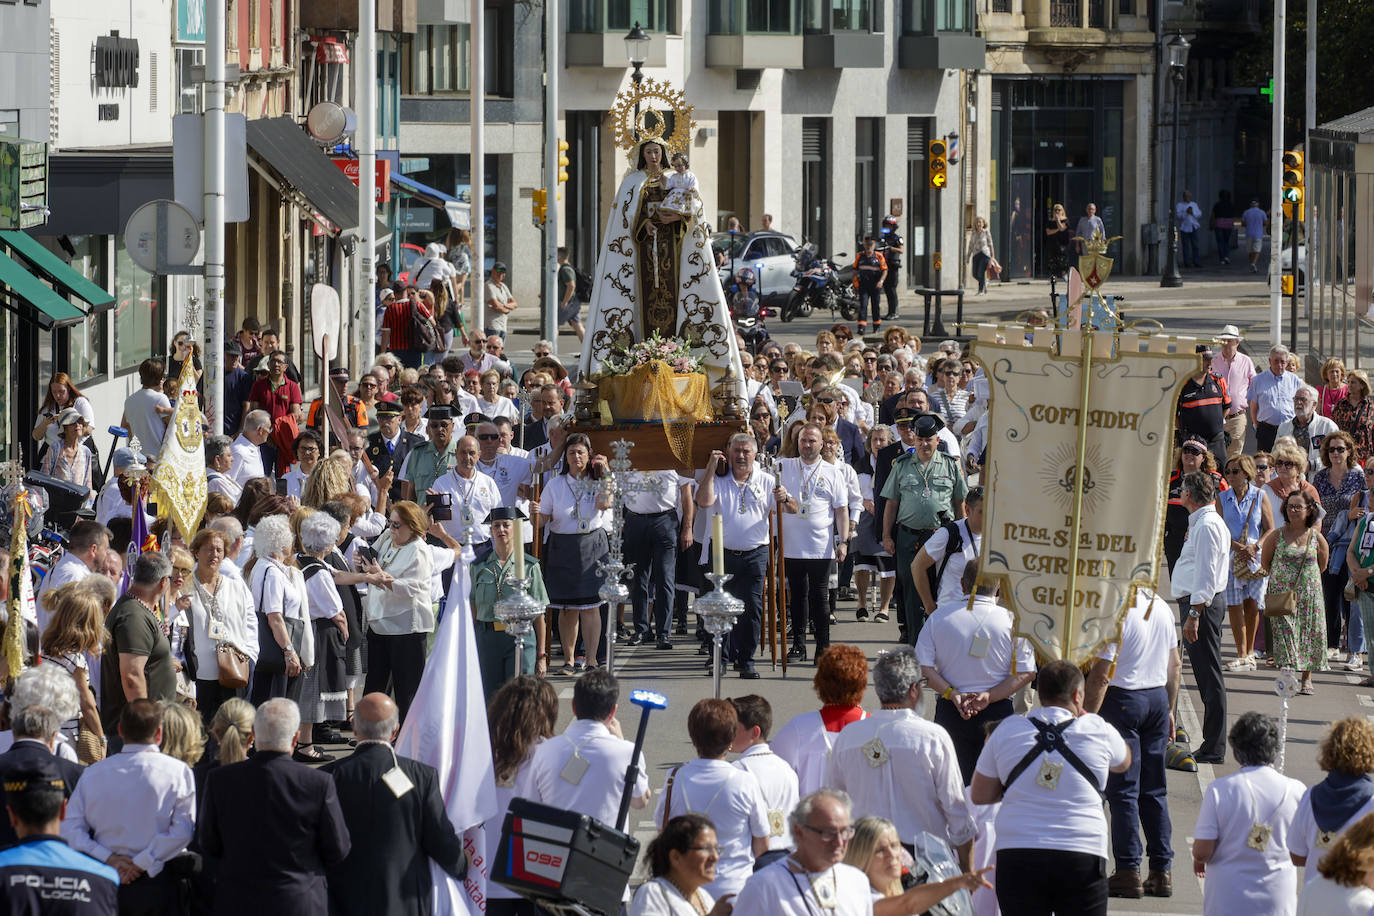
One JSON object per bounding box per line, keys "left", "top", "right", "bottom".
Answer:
{"left": 1194, "top": 765, "right": 1305, "bottom": 916}
{"left": 776, "top": 458, "right": 846, "bottom": 560}
{"left": 734, "top": 743, "right": 800, "bottom": 852}
{"left": 653, "top": 758, "right": 770, "bottom": 898}
{"left": 732, "top": 859, "right": 874, "bottom": 916}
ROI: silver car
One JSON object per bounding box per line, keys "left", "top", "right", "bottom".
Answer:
{"left": 712, "top": 230, "right": 799, "bottom": 305}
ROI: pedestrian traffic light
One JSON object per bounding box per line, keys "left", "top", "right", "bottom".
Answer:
{"left": 1281, "top": 149, "right": 1304, "bottom": 221}
{"left": 532, "top": 188, "right": 547, "bottom": 226}
{"left": 928, "top": 139, "right": 948, "bottom": 191}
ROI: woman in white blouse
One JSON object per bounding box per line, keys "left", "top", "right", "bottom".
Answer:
{"left": 534, "top": 433, "right": 613, "bottom": 675}
{"left": 1296, "top": 812, "right": 1374, "bottom": 915}
{"left": 476, "top": 369, "right": 519, "bottom": 421}
{"left": 1193, "top": 711, "right": 1306, "bottom": 916}
{"left": 247, "top": 514, "right": 312, "bottom": 707}
{"left": 485, "top": 675, "right": 559, "bottom": 916}
{"left": 629, "top": 814, "right": 732, "bottom": 916}
{"left": 282, "top": 430, "right": 324, "bottom": 500}
{"left": 187, "top": 528, "right": 258, "bottom": 727}
{"left": 361, "top": 500, "right": 435, "bottom": 721}
{"left": 294, "top": 511, "right": 351, "bottom": 764}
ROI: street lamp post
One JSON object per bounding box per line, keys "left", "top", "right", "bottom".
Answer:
{"left": 625, "top": 23, "right": 649, "bottom": 132}
{"left": 1160, "top": 32, "right": 1190, "bottom": 289}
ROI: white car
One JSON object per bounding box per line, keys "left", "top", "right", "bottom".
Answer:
{"left": 712, "top": 230, "right": 799, "bottom": 305}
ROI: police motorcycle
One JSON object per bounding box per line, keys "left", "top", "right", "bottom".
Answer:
{"left": 727, "top": 268, "right": 771, "bottom": 356}
{"left": 784, "top": 243, "right": 858, "bottom": 322}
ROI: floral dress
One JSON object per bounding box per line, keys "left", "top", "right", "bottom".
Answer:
{"left": 1332, "top": 397, "right": 1374, "bottom": 464}
{"left": 1268, "top": 528, "right": 1327, "bottom": 672}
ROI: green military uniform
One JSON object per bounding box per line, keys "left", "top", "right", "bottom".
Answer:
{"left": 403, "top": 438, "right": 458, "bottom": 498}
{"left": 880, "top": 450, "right": 967, "bottom": 644}
{"left": 470, "top": 549, "right": 549, "bottom": 701}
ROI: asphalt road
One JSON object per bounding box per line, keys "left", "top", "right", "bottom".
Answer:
{"left": 427, "top": 268, "right": 1357, "bottom": 915}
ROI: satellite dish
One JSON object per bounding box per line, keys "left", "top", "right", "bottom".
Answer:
{"left": 311, "top": 284, "right": 341, "bottom": 361}
{"left": 306, "top": 102, "right": 357, "bottom": 145}
{"left": 124, "top": 200, "right": 200, "bottom": 274}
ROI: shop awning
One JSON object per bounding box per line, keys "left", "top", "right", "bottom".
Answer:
{"left": 0, "top": 231, "right": 115, "bottom": 314}
{"left": 391, "top": 173, "right": 470, "bottom": 230}
{"left": 0, "top": 250, "right": 87, "bottom": 330}
{"left": 245, "top": 117, "right": 360, "bottom": 231}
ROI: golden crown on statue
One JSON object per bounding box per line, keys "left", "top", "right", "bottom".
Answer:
{"left": 609, "top": 78, "right": 696, "bottom": 157}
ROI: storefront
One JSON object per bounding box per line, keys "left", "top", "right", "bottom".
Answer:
{"left": 989, "top": 77, "right": 1127, "bottom": 280}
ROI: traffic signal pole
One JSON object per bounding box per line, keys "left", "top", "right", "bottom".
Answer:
{"left": 1269, "top": 0, "right": 1285, "bottom": 347}
{"left": 542, "top": 0, "right": 559, "bottom": 347}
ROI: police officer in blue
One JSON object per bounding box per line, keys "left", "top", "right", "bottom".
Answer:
{"left": 0, "top": 759, "right": 118, "bottom": 915}
{"left": 367, "top": 401, "right": 425, "bottom": 503}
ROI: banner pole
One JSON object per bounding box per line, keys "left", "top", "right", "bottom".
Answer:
{"left": 1063, "top": 327, "right": 1095, "bottom": 662}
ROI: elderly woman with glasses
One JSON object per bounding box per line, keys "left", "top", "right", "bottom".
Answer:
{"left": 360, "top": 500, "right": 433, "bottom": 721}
{"left": 1260, "top": 489, "right": 1329, "bottom": 694}
{"left": 1262, "top": 442, "right": 1322, "bottom": 524}
{"left": 1193, "top": 712, "right": 1305, "bottom": 915}
{"left": 1333, "top": 370, "right": 1374, "bottom": 465}
{"left": 1221, "top": 455, "right": 1275, "bottom": 672}
{"left": 1315, "top": 430, "right": 1367, "bottom": 669}
{"left": 749, "top": 403, "right": 777, "bottom": 456}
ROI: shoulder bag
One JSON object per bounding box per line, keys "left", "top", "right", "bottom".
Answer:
{"left": 1263, "top": 530, "right": 1311, "bottom": 618}
{"left": 1232, "top": 491, "right": 1267, "bottom": 580}
{"left": 198, "top": 577, "right": 250, "bottom": 688}
{"left": 253, "top": 563, "right": 306, "bottom": 676}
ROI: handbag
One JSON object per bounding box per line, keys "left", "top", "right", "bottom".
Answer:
{"left": 216, "top": 643, "right": 251, "bottom": 689}
{"left": 1264, "top": 530, "right": 1312, "bottom": 617}
{"left": 986, "top": 257, "right": 1002, "bottom": 280}
{"left": 76, "top": 723, "right": 106, "bottom": 765}
{"left": 253, "top": 565, "right": 306, "bottom": 676}
{"left": 1231, "top": 492, "right": 1267, "bottom": 580}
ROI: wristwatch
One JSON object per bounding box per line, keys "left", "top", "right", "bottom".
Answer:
{"left": 1187, "top": 608, "right": 1201, "bottom": 619}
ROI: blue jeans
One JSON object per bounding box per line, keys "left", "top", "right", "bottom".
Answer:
{"left": 624, "top": 511, "right": 678, "bottom": 640}
{"left": 1099, "top": 685, "right": 1173, "bottom": 873}
{"left": 1180, "top": 230, "right": 1199, "bottom": 266}
{"left": 1214, "top": 228, "right": 1232, "bottom": 262}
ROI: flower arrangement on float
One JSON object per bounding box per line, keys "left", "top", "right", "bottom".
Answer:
{"left": 600, "top": 330, "right": 704, "bottom": 377}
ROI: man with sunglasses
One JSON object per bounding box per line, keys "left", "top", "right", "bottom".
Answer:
{"left": 1175, "top": 344, "right": 1230, "bottom": 468}
{"left": 1277, "top": 384, "right": 1337, "bottom": 475}
{"left": 399, "top": 406, "right": 460, "bottom": 501}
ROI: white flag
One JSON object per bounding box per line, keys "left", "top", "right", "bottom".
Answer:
{"left": 396, "top": 547, "right": 499, "bottom": 915}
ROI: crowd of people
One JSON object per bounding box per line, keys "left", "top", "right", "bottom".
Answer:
{"left": 11, "top": 301, "right": 1374, "bottom": 916}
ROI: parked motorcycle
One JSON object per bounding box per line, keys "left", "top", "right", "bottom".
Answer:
{"left": 783, "top": 244, "right": 858, "bottom": 322}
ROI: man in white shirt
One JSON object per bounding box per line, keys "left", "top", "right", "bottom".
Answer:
{"left": 61, "top": 699, "right": 196, "bottom": 911}
{"left": 204, "top": 434, "right": 244, "bottom": 504}
{"left": 729, "top": 694, "right": 800, "bottom": 865}
{"left": 474, "top": 421, "right": 533, "bottom": 541}
{"left": 623, "top": 470, "right": 693, "bottom": 649}
{"left": 826, "top": 647, "right": 975, "bottom": 868}
{"left": 917, "top": 566, "right": 1035, "bottom": 785}
{"left": 34, "top": 519, "right": 109, "bottom": 633}
{"left": 1086, "top": 588, "right": 1183, "bottom": 900}
{"left": 732, "top": 790, "right": 874, "bottom": 916}
{"left": 699, "top": 436, "right": 780, "bottom": 677}
{"left": 911, "top": 486, "right": 984, "bottom": 614}
{"left": 776, "top": 423, "right": 850, "bottom": 661}
{"left": 1175, "top": 190, "right": 1202, "bottom": 268}
{"left": 1277, "top": 385, "right": 1338, "bottom": 476}
{"left": 1171, "top": 470, "right": 1232, "bottom": 764}
{"left": 230, "top": 410, "right": 271, "bottom": 486}
{"left": 971, "top": 660, "right": 1130, "bottom": 916}
{"left": 430, "top": 435, "right": 502, "bottom": 558}
{"left": 527, "top": 669, "right": 650, "bottom": 830}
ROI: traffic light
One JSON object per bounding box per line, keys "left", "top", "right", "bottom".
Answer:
{"left": 556, "top": 139, "right": 570, "bottom": 201}
{"left": 928, "top": 139, "right": 948, "bottom": 190}
{"left": 532, "top": 188, "right": 547, "bottom": 226}
{"left": 1281, "top": 149, "right": 1304, "bottom": 221}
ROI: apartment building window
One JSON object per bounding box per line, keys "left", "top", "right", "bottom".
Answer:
{"left": 991, "top": 0, "right": 1011, "bottom": 10}
{"left": 403, "top": 12, "right": 509, "bottom": 96}
{"left": 572, "top": 0, "right": 676, "bottom": 31}
{"left": 801, "top": 119, "right": 829, "bottom": 254}
{"left": 227, "top": 0, "right": 238, "bottom": 50}
{"left": 63, "top": 237, "right": 106, "bottom": 384}
{"left": 805, "top": 0, "right": 874, "bottom": 32}
{"left": 854, "top": 118, "right": 882, "bottom": 242}
{"left": 1049, "top": 0, "right": 1105, "bottom": 26}
{"left": 904, "top": 0, "right": 973, "bottom": 32}
{"left": 710, "top": 0, "right": 797, "bottom": 32}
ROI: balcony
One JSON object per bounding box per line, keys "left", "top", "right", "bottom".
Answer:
{"left": 898, "top": 0, "right": 984, "bottom": 69}
{"left": 801, "top": 0, "right": 884, "bottom": 68}
{"left": 566, "top": 0, "right": 674, "bottom": 67}
{"left": 301, "top": 0, "right": 417, "bottom": 31}
{"left": 1047, "top": 0, "right": 1105, "bottom": 28}
{"left": 706, "top": 0, "right": 804, "bottom": 68}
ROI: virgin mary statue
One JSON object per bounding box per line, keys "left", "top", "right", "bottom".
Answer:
{"left": 578, "top": 81, "right": 744, "bottom": 406}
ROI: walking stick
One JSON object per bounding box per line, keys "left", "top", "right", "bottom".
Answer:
{"left": 766, "top": 505, "right": 777, "bottom": 668}
{"left": 777, "top": 496, "right": 788, "bottom": 677}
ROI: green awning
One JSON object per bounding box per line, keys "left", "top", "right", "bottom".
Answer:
{"left": 0, "top": 230, "right": 115, "bottom": 313}
{"left": 0, "top": 249, "right": 86, "bottom": 330}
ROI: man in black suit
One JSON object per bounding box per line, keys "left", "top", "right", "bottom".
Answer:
{"left": 520, "top": 384, "right": 565, "bottom": 450}
{"left": 197, "top": 699, "right": 351, "bottom": 916}
{"left": 368, "top": 401, "right": 425, "bottom": 503}
{"left": 0, "top": 701, "right": 85, "bottom": 848}
{"left": 323, "top": 693, "right": 466, "bottom": 916}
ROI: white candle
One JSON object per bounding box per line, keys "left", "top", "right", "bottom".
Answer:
{"left": 513, "top": 518, "right": 526, "bottom": 580}
{"left": 712, "top": 514, "right": 724, "bottom": 577}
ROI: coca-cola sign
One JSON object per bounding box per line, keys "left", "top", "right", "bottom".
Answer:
{"left": 330, "top": 157, "right": 391, "bottom": 203}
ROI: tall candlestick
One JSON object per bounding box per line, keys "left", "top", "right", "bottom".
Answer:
{"left": 712, "top": 514, "right": 724, "bottom": 577}
{"left": 513, "top": 518, "right": 526, "bottom": 580}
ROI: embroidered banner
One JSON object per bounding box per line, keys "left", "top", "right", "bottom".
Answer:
{"left": 971, "top": 334, "right": 1197, "bottom": 664}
